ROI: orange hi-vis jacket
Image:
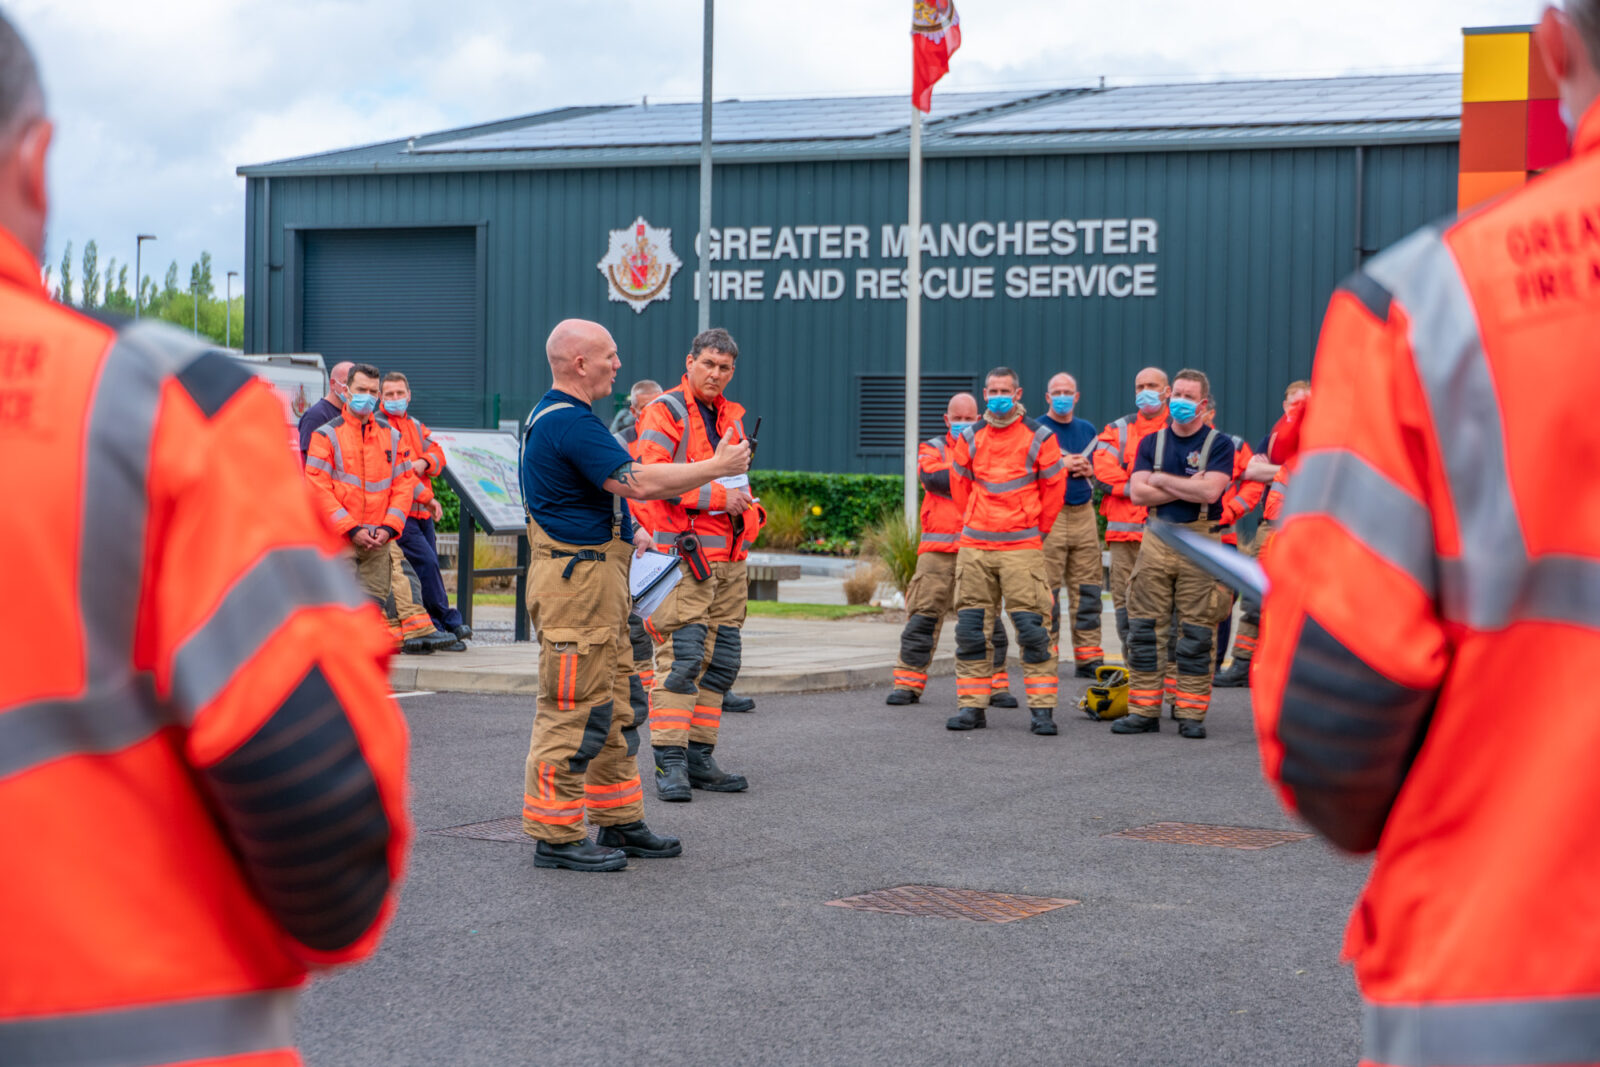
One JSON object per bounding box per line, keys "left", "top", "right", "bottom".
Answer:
{"left": 387, "top": 410, "right": 444, "bottom": 521}
{"left": 916, "top": 432, "right": 963, "bottom": 554}
{"left": 0, "top": 226, "right": 409, "bottom": 1065}
{"left": 1261, "top": 467, "right": 1288, "bottom": 524}
{"left": 634, "top": 375, "right": 764, "bottom": 562}
{"left": 949, "top": 412, "right": 1067, "bottom": 551}
{"left": 305, "top": 412, "right": 417, "bottom": 541}
{"left": 1253, "top": 104, "right": 1600, "bottom": 1067}
{"left": 1217, "top": 435, "right": 1265, "bottom": 547}
{"left": 1093, "top": 410, "right": 1165, "bottom": 542}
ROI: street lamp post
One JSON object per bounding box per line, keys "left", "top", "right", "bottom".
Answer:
{"left": 134, "top": 234, "right": 155, "bottom": 319}
{"left": 226, "top": 271, "right": 239, "bottom": 349}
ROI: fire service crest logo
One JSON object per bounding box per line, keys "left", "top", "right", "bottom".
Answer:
{"left": 598, "top": 217, "right": 682, "bottom": 313}
{"left": 913, "top": 0, "right": 959, "bottom": 39}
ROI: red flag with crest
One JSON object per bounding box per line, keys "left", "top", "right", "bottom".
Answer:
{"left": 912, "top": 0, "right": 961, "bottom": 112}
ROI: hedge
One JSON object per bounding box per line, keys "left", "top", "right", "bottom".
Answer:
{"left": 749, "top": 471, "right": 904, "bottom": 541}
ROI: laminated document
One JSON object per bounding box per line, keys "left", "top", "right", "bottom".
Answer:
{"left": 630, "top": 550, "right": 682, "bottom": 618}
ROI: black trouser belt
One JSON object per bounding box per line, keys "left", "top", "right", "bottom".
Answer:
{"left": 551, "top": 548, "right": 606, "bottom": 579}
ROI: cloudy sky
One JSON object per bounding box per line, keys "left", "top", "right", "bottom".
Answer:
{"left": 10, "top": 0, "right": 1542, "bottom": 297}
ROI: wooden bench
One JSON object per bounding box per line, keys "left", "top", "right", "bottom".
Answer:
{"left": 747, "top": 562, "right": 802, "bottom": 602}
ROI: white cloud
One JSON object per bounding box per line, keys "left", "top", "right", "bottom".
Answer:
{"left": 7, "top": 0, "right": 1542, "bottom": 299}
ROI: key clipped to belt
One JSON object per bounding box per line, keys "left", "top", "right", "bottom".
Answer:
{"left": 675, "top": 531, "right": 712, "bottom": 582}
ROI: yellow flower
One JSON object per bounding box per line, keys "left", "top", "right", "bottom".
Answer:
{"left": 810, "top": 505, "right": 823, "bottom": 517}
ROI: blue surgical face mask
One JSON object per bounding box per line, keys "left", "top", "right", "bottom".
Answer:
{"left": 383, "top": 398, "right": 409, "bottom": 417}
{"left": 1168, "top": 397, "right": 1200, "bottom": 424}
{"left": 1135, "top": 389, "right": 1162, "bottom": 414}
{"left": 1050, "top": 394, "right": 1076, "bottom": 416}
{"left": 986, "top": 395, "right": 1015, "bottom": 416}
{"left": 346, "top": 393, "right": 379, "bottom": 416}
{"left": 949, "top": 421, "right": 974, "bottom": 437}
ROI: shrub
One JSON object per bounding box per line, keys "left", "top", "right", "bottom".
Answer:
{"left": 756, "top": 491, "right": 808, "bottom": 550}
{"left": 860, "top": 508, "right": 920, "bottom": 594}
{"left": 473, "top": 539, "right": 517, "bottom": 591}
{"left": 842, "top": 562, "right": 882, "bottom": 606}
{"left": 750, "top": 472, "right": 903, "bottom": 542}
{"left": 434, "top": 478, "right": 461, "bottom": 533}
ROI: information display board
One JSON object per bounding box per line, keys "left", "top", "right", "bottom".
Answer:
{"left": 430, "top": 428, "right": 526, "bottom": 534}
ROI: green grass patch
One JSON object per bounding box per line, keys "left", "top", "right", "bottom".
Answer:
{"left": 746, "top": 601, "right": 883, "bottom": 620}
{"left": 450, "top": 592, "right": 517, "bottom": 606}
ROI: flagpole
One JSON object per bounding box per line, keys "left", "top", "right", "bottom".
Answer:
{"left": 697, "top": 0, "right": 714, "bottom": 333}
{"left": 903, "top": 105, "right": 922, "bottom": 530}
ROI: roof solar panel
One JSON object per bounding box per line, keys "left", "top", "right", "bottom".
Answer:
{"left": 953, "top": 74, "right": 1459, "bottom": 134}
{"left": 416, "top": 91, "right": 1034, "bottom": 152}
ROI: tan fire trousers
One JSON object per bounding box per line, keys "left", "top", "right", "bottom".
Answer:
{"left": 894, "top": 550, "right": 1010, "bottom": 695}
{"left": 644, "top": 558, "right": 747, "bottom": 749}
{"left": 1042, "top": 502, "right": 1105, "bottom": 664}
{"left": 521, "top": 520, "right": 644, "bottom": 844}
{"left": 1227, "top": 523, "right": 1273, "bottom": 666}
{"left": 954, "top": 547, "right": 1058, "bottom": 709}
{"left": 1107, "top": 537, "right": 1142, "bottom": 659}
{"left": 1125, "top": 522, "right": 1230, "bottom": 722}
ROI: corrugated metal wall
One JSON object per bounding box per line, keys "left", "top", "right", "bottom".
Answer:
{"left": 244, "top": 140, "right": 1457, "bottom": 470}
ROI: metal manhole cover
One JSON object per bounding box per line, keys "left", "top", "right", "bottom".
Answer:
{"left": 428, "top": 817, "right": 597, "bottom": 843}
{"left": 826, "top": 885, "right": 1078, "bottom": 923}
{"left": 1104, "top": 822, "right": 1312, "bottom": 850}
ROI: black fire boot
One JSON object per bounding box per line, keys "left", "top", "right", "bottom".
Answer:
{"left": 1179, "top": 719, "right": 1208, "bottom": 740}
{"left": 1030, "top": 707, "right": 1058, "bottom": 736}
{"left": 721, "top": 691, "right": 756, "bottom": 713}
{"left": 1074, "top": 659, "right": 1105, "bottom": 679}
{"left": 1111, "top": 712, "right": 1161, "bottom": 734}
{"left": 422, "top": 629, "right": 461, "bottom": 651}
{"left": 989, "top": 690, "right": 1019, "bottom": 709}
{"left": 686, "top": 742, "right": 749, "bottom": 792}
{"left": 400, "top": 637, "right": 434, "bottom": 655}
{"left": 595, "top": 820, "right": 683, "bottom": 858}
{"left": 946, "top": 707, "right": 987, "bottom": 731}
{"left": 885, "top": 688, "right": 920, "bottom": 706}
{"left": 653, "top": 746, "right": 692, "bottom": 802}
{"left": 452, "top": 623, "right": 474, "bottom": 640}
{"left": 533, "top": 838, "right": 627, "bottom": 872}
{"left": 1212, "top": 658, "right": 1252, "bottom": 688}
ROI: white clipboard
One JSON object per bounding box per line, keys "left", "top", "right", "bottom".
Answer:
{"left": 630, "top": 550, "right": 682, "bottom": 618}
{"left": 1146, "top": 518, "right": 1270, "bottom": 601}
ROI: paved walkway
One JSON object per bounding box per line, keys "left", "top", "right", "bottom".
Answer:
{"left": 393, "top": 603, "right": 1132, "bottom": 696}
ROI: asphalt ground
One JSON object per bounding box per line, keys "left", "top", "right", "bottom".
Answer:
{"left": 298, "top": 679, "right": 1369, "bottom": 1067}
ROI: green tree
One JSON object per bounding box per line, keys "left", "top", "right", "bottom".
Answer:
{"left": 81, "top": 240, "right": 100, "bottom": 309}
{"left": 189, "top": 252, "right": 214, "bottom": 300}
{"left": 163, "top": 261, "right": 179, "bottom": 302}
{"left": 58, "top": 241, "right": 72, "bottom": 305}
{"left": 41, "top": 264, "right": 52, "bottom": 298}
{"left": 113, "top": 265, "right": 131, "bottom": 309}
{"left": 138, "top": 274, "right": 155, "bottom": 312}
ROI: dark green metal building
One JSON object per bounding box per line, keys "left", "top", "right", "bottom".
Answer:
{"left": 238, "top": 74, "right": 1460, "bottom": 471}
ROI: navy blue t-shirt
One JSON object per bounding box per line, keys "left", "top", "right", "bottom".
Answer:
{"left": 1133, "top": 425, "right": 1236, "bottom": 524}
{"left": 521, "top": 389, "right": 635, "bottom": 546}
{"left": 1041, "top": 414, "right": 1099, "bottom": 507}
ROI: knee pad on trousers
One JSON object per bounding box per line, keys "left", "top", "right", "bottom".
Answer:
{"left": 1126, "top": 617, "right": 1159, "bottom": 673}
{"left": 1049, "top": 590, "right": 1061, "bottom": 634}
{"left": 663, "top": 624, "right": 709, "bottom": 694}
{"left": 1115, "top": 606, "right": 1130, "bottom": 643}
{"left": 991, "top": 615, "right": 1009, "bottom": 666}
{"left": 1241, "top": 602, "right": 1261, "bottom": 627}
{"left": 900, "top": 613, "right": 938, "bottom": 667}
{"left": 1074, "top": 585, "right": 1103, "bottom": 631}
{"left": 628, "top": 672, "right": 649, "bottom": 722}
{"left": 700, "top": 625, "right": 742, "bottom": 693}
{"left": 1009, "top": 611, "right": 1052, "bottom": 664}
{"left": 1176, "top": 623, "right": 1215, "bottom": 676}
{"left": 628, "top": 614, "right": 652, "bottom": 662}
{"left": 954, "top": 609, "right": 989, "bottom": 661}
{"left": 568, "top": 700, "right": 614, "bottom": 774}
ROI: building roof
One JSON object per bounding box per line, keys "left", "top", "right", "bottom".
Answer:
{"left": 238, "top": 72, "right": 1461, "bottom": 178}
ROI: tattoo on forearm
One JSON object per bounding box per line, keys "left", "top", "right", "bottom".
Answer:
{"left": 611, "top": 461, "right": 636, "bottom": 487}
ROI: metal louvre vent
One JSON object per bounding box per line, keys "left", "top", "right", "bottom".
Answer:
{"left": 856, "top": 373, "right": 977, "bottom": 455}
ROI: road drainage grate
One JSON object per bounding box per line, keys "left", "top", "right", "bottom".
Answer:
{"left": 826, "top": 885, "right": 1078, "bottom": 923}
{"left": 1104, "top": 822, "right": 1313, "bottom": 850}
{"left": 428, "top": 817, "right": 599, "bottom": 844}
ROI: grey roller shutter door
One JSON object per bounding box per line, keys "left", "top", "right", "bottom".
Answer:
{"left": 301, "top": 227, "right": 482, "bottom": 426}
